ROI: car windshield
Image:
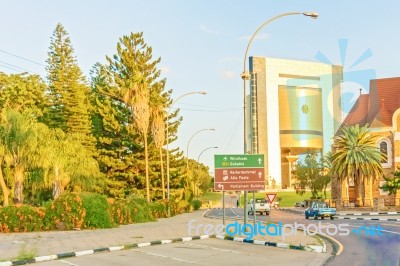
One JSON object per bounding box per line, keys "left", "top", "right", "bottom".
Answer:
{"left": 256, "top": 199, "right": 267, "bottom": 203}
{"left": 316, "top": 203, "right": 327, "bottom": 208}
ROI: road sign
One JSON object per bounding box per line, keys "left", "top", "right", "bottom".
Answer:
{"left": 266, "top": 193, "right": 277, "bottom": 204}
{"left": 214, "top": 154, "right": 265, "bottom": 191}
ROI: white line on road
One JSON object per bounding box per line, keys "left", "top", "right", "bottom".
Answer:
{"left": 134, "top": 249, "right": 199, "bottom": 264}
{"left": 60, "top": 260, "right": 79, "bottom": 266}
{"left": 182, "top": 242, "right": 242, "bottom": 253}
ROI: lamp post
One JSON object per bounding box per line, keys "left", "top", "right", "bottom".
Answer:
{"left": 166, "top": 91, "right": 207, "bottom": 216}
{"left": 197, "top": 146, "right": 218, "bottom": 163}
{"left": 186, "top": 129, "right": 215, "bottom": 193}
{"left": 241, "top": 11, "right": 318, "bottom": 224}
{"left": 195, "top": 146, "right": 218, "bottom": 197}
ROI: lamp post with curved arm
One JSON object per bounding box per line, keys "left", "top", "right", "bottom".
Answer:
{"left": 241, "top": 11, "right": 318, "bottom": 224}
{"left": 186, "top": 129, "right": 215, "bottom": 197}
{"left": 197, "top": 146, "right": 218, "bottom": 163}
{"left": 166, "top": 91, "right": 207, "bottom": 216}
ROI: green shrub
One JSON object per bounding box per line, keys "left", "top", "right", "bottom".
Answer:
{"left": 0, "top": 205, "right": 45, "bottom": 233}
{"left": 44, "top": 193, "right": 86, "bottom": 230}
{"left": 81, "top": 193, "right": 115, "bottom": 229}
{"left": 150, "top": 201, "right": 167, "bottom": 219}
{"left": 110, "top": 198, "right": 132, "bottom": 225}
{"left": 126, "top": 196, "right": 154, "bottom": 223}
{"left": 191, "top": 199, "right": 202, "bottom": 211}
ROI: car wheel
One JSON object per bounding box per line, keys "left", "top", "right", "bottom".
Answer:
{"left": 314, "top": 214, "right": 318, "bottom": 220}
{"left": 330, "top": 216, "right": 334, "bottom": 220}
{"left": 321, "top": 216, "right": 325, "bottom": 220}
{"left": 305, "top": 215, "right": 309, "bottom": 220}
{"left": 266, "top": 212, "right": 269, "bottom": 215}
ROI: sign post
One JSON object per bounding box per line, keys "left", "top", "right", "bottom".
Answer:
{"left": 214, "top": 154, "right": 265, "bottom": 225}
{"left": 266, "top": 193, "right": 277, "bottom": 221}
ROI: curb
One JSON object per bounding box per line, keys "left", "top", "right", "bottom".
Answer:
{"left": 204, "top": 209, "right": 327, "bottom": 254}
{"left": 337, "top": 217, "right": 400, "bottom": 222}
{"left": 214, "top": 234, "right": 326, "bottom": 253}
{"left": 0, "top": 235, "right": 211, "bottom": 266}
{"left": 337, "top": 211, "right": 400, "bottom": 216}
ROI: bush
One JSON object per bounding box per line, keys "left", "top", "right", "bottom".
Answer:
{"left": 191, "top": 199, "right": 202, "bottom": 211}
{"left": 150, "top": 201, "right": 167, "bottom": 219}
{"left": 81, "top": 193, "right": 115, "bottom": 229}
{"left": 44, "top": 193, "right": 86, "bottom": 230}
{"left": 0, "top": 205, "right": 45, "bottom": 233}
{"left": 126, "top": 196, "right": 154, "bottom": 223}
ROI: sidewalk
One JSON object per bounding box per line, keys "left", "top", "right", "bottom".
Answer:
{"left": 0, "top": 209, "right": 325, "bottom": 263}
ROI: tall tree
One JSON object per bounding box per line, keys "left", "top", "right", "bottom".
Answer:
{"left": 151, "top": 105, "right": 166, "bottom": 199}
{"left": 92, "top": 32, "right": 173, "bottom": 201}
{"left": 330, "top": 125, "right": 384, "bottom": 206}
{"left": 45, "top": 23, "right": 95, "bottom": 153}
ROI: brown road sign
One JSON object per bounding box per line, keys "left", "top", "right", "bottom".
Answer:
{"left": 215, "top": 182, "right": 265, "bottom": 191}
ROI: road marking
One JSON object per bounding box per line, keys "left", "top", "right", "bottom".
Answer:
{"left": 134, "top": 249, "right": 199, "bottom": 264}
{"left": 182, "top": 242, "right": 241, "bottom": 253}
{"left": 60, "top": 260, "right": 79, "bottom": 266}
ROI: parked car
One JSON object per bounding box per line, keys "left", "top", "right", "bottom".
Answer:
{"left": 305, "top": 201, "right": 336, "bottom": 220}
{"left": 294, "top": 201, "right": 305, "bottom": 207}
{"left": 247, "top": 198, "right": 270, "bottom": 215}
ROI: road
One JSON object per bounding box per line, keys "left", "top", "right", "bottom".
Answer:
{"left": 207, "top": 206, "right": 400, "bottom": 266}
{"left": 33, "top": 238, "right": 328, "bottom": 266}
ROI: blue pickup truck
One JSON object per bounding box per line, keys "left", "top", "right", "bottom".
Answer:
{"left": 305, "top": 202, "right": 336, "bottom": 220}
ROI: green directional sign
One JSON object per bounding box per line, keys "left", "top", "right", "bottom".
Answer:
{"left": 214, "top": 154, "right": 265, "bottom": 168}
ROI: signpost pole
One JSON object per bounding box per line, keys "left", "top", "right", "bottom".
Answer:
{"left": 223, "top": 191, "right": 226, "bottom": 225}
{"left": 253, "top": 191, "right": 256, "bottom": 225}
{"left": 244, "top": 191, "right": 248, "bottom": 224}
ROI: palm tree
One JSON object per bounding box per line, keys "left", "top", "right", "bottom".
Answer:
{"left": 330, "top": 125, "right": 384, "bottom": 207}
{"left": 151, "top": 105, "right": 166, "bottom": 199}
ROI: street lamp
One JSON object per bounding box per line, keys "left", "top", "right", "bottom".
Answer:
{"left": 166, "top": 91, "right": 207, "bottom": 216}
{"left": 241, "top": 11, "right": 318, "bottom": 224}
{"left": 197, "top": 146, "right": 218, "bottom": 163}
{"left": 186, "top": 129, "right": 215, "bottom": 196}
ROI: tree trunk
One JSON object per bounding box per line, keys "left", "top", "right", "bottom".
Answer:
{"left": 0, "top": 161, "right": 10, "bottom": 206}
{"left": 13, "top": 165, "right": 24, "bottom": 204}
{"left": 355, "top": 172, "right": 363, "bottom": 207}
{"left": 159, "top": 147, "right": 165, "bottom": 200}
{"left": 52, "top": 167, "right": 64, "bottom": 199}
{"left": 144, "top": 134, "right": 150, "bottom": 203}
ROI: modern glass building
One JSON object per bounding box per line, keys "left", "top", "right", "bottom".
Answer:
{"left": 247, "top": 56, "right": 343, "bottom": 189}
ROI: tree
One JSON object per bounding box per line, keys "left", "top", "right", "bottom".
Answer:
{"left": 330, "top": 125, "right": 384, "bottom": 206}
{"left": 0, "top": 73, "right": 47, "bottom": 117}
{"left": 45, "top": 23, "right": 95, "bottom": 153}
{"left": 292, "top": 153, "right": 327, "bottom": 199}
{"left": 151, "top": 105, "right": 166, "bottom": 199}
{"left": 381, "top": 170, "right": 400, "bottom": 195}
{"left": 1, "top": 110, "right": 38, "bottom": 204}
{"left": 92, "top": 32, "right": 172, "bottom": 202}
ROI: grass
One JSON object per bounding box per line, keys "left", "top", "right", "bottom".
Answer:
{"left": 240, "top": 191, "right": 331, "bottom": 207}
{"left": 197, "top": 191, "right": 222, "bottom": 207}
{"left": 14, "top": 244, "right": 38, "bottom": 261}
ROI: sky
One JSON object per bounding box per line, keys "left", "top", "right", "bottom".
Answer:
{"left": 1, "top": 0, "right": 400, "bottom": 172}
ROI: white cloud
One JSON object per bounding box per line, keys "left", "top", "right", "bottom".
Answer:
{"left": 220, "top": 70, "right": 236, "bottom": 79}
{"left": 239, "top": 32, "right": 269, "bottom": 41}
{"left": 199, "top": 24, "right": 218, "bottom": 35}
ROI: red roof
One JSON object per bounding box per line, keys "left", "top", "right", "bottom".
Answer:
{"left": 341, "top": 77, "right": 400, "bottom": 130}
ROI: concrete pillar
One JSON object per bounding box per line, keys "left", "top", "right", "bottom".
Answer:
{"left": 341, "top": 177, "right": 349, "bottom": 207}
{"left": 364, "top": 177, "right": 373, "bottom": 207}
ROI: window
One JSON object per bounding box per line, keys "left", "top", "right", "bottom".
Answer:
{"left": 377, "top": 138, "right": 392, "bottom": 168}
{"left": 380, "top": 141, "right": 388, "bottom": 163}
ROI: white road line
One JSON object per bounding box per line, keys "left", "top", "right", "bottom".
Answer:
{"left": 60, "top": 260, "right": 79, "bottom": 266}
{"left": 134, "top": 249, "right": 199, "bottom": 264}
{"left": 182, "top": 242, "right": 241, "bottom": 253}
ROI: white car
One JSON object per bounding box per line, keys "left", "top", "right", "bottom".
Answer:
{"left": 247, "top": 198, "right": 270, "bottom": 215}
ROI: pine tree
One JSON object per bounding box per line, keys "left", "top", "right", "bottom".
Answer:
{"left": 91, "top": 32, "right": 176, "bottom": 200}
{"left": 45, "top": 23, "right": 95, "bottom": 153}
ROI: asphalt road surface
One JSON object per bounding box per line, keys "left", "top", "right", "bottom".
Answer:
{"left": 33, "top": 238, "right": 329, "bottom": 266}
{"left": 207, "top": 206, "right": 400, "bottom": 266}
